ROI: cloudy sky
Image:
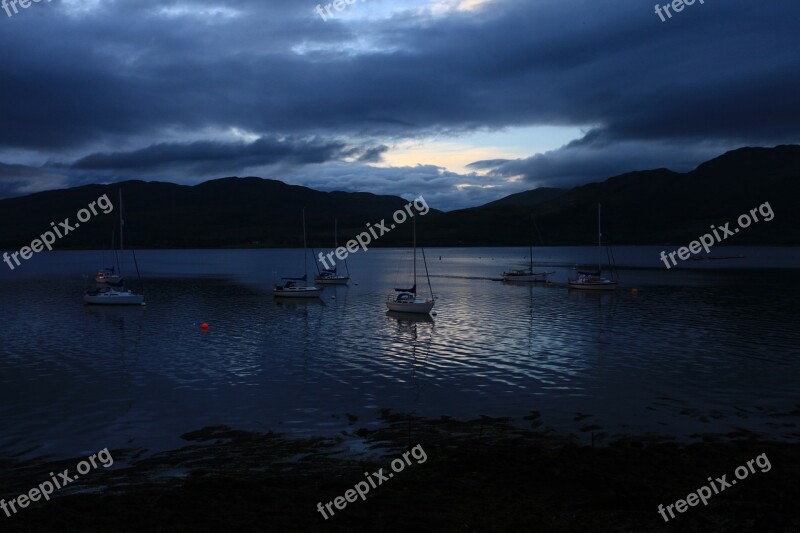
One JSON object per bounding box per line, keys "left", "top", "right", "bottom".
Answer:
{"left": 0, "top": 0, "right": 797, "bottom": 209}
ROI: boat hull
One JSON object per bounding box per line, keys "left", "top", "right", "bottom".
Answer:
{"left": 83, "top": 292, "right": 145, "bottom": 305}
{"left": 314, "top": 276, "right": 350, "bottom": 285}
{"left": 274, "top": 287, "right": 322, "bottom": 298}
{"left": 386, "top": 310, "right": 435, "bottom": 323}
{"left": 386, "top": 299, "right": 435, "bottom": 314}
{"left": 567, "top": 280, "right": 618, "bottom": 291}
{"left": 502, "top": 272, "right": 552, "bottom": 283}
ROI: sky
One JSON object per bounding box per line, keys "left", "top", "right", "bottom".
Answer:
{"left": 0, "top": 0, "right": 797, "bottom": 210}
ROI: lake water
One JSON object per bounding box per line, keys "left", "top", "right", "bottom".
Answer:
{"left": 1, "top": 246, "right": 799, "bottom": 461}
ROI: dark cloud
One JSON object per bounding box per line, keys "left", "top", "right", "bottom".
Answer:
{"left": 356, "top": 145, "right": 389, "bottom": 163}
{"left": 469, "top": 132, "right": 729, "bottom": 189}
{"left": 0, "top": 162, "right": 69, "bottom": 199}
{"left": 69, "top": 137, "right": 350, "bottom": 173}
{"left": 0, "top": 0, "right": 797, "bottom": 208}
{"left": 467, "top": 159, "right": 516, "bottom": 171}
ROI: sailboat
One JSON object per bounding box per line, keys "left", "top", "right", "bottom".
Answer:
{"left": 314, "top": 217, "right": 350, "bottom": 285}
{"left": 95, "top": 229, "right": 121, "bottom": 284}
{"left": 502, "top": 216, "right": 553, "bottom": 283}
{"left": 386, "top": 216, "right": 435, "bottom": 314}
{"left": 567, "top": 203, "right": 619, "bottom": 291}
{"left": 274, "top": 209, "right": 322, "bottom": 298}
{"left": 84, "top": 191, "right": 146, "bottom": 305}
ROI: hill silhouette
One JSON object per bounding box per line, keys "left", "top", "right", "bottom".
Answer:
{"left": 422, "top": 145, "right": 800, "bottom": 246}
{"left": 0, "top": 146, "right": 798, "bottom": 249}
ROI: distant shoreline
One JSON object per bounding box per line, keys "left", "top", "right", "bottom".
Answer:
{"left": 1, "top": 244, "right": 797, "bottom": 252}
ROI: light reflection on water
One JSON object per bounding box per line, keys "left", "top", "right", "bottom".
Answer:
{"left": 0, "top": 247, "right": 799, "bottom": 460}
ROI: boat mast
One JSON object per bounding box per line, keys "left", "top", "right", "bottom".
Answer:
{"left": 119, "top": 189, "right": 124, "bottom": 276}
{"left": 303, "top": 208, "right": 308, "bottom": 281}
{"left": 529, "top": 243, "right": 533, "bottom": 272}
{"left": 421, "top": 245, "right": 434, "bottom": 300}
{"left": 528, "top": 213, "right": 533, "bottom": 272}
{"left": 111, "top": 228, "right": 119, "bottom": 273}
{"left": 413, "top": 215, "right": 417, "bottom": 295}
{"left": 338, "top": 217, "right": 350, "bottom": 275}
{"left": 334, "top": 217, "right": 337, "bottom": 274}
{"left": 334, "top": 217, "right": 343, "bottom": 274}
{"left": 597, "top": 202, "right": 602, "bottom": 273}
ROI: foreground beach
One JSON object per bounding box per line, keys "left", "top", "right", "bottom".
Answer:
{"left": 3, "top": 412, "right": 798, "bottom": 532}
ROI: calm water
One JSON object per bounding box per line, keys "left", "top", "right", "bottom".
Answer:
{"left": 1, "top": 246, "right": 799, "bottom": 460}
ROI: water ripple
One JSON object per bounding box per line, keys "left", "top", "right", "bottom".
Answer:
{"left": 1, "top": 248, "right": 799, "bottom": 460}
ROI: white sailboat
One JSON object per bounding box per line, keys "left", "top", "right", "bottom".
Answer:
{"left": 84, "top": 191, "right": 146, "bottom": 305}
{"left": 567, "top": 203, "right": 619, "bottom": 291}
{"left": 84, "top": 286, "right": 145, "bottom": 305}
{"left": 274, "top": 209, "right": 322, "bottom": 298}
{"left": 314, "top": 217, "right": 350, "bottom": 285}
{"left": 386, "top": 216, "right": 435, "bottom": 314}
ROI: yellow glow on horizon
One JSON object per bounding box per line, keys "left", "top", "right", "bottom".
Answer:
{"left": 456, "top": 0, "right": 493, "bottom": 12}
{"left": 455, "top": 182, "right": 497, "bottom": 190}
{"left": 426, "top": 0, "right": 494, "bottom": 16}
{"left": 375, "top": 139, "right": 527, "bottom": 174}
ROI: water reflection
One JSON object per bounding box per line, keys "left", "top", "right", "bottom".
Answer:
{"left": 385, "top": 310, "right": 435, "bottom": 404}
{"left": 1, "top": 248, "right": 799, "bottom": 461}
{"left": 386, "top": 311, "right": 435, "bottom": 325}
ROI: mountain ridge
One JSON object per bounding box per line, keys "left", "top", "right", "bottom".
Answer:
{"left": 0, "top": 145, "right": 798, "bottom": 248}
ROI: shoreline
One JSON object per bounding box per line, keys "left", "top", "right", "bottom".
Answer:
{"left": 2, "top": 413, "right": 798, "bottom": 532}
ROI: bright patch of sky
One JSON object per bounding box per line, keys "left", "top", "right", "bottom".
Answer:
{"left": 59, "top": 0, "right": 104, "bottom": 16}
{"left": 313, "top": 0, "right": 494, "bottom": 23}
{"left": 153, "top": 4, "right": 242, "bottom": 20}
{"left": 375, "top": 125, "right": 584, "bottom": 174}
